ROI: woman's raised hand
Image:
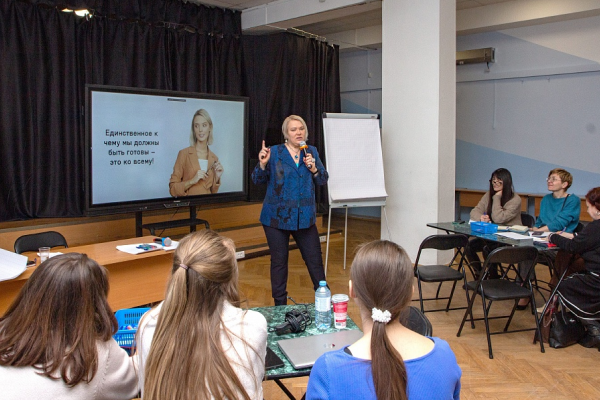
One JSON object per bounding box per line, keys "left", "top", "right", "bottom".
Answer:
{"left": 259, "top": 140, "right": 271, "bottom": 169}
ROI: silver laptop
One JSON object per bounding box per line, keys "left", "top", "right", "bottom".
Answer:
{"left": 277, "top": 329, "right": 363, "bottom": 369}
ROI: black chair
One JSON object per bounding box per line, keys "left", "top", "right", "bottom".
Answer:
{"left": 413, "top": 234, "right": 469, "bottom": 314}
{"left": 457, "top": 246, "right": 545, "bottom": 359}
{"left": 534, "top": 222, "right": 585, "bottom": 296}
{"left": 14, "top": 231, "right": 68, "bottom": 254}
{"left": 400, "top": 306, "right": 433, "bottom": 336}
{"left": 521, "top": 212, "right": 536, "bottom": 228}
{"left": 464, "top": 236, "right": 496, "bottom": 280}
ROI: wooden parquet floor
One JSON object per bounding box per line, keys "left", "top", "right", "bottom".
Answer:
{"left": 238, "top": 215, "right": 600, "bottom": 400}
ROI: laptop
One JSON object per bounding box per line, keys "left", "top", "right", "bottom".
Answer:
{"left": 277, "top": 329, "right": 363, "bottom": 369}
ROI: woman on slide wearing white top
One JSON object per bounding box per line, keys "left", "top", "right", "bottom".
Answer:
{"left": 169, "top": 108, "right": 224, "bottom": 196}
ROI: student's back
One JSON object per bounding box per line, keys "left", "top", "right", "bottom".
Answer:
{"left": 307, "top": 337, "right": 461, "bottom": 400}
{"left": 136, "top": 230, "right": 267, "bottom": 400}
{"left": 306, "top": 240, "right": 461, "bottom": 400}
{"left": 0, "top": 253, "right": 138, "bottom": 400}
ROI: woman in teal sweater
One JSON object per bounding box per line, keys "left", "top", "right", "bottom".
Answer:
{"left": 533, "top": 168, "right": 580, "bottom": 233}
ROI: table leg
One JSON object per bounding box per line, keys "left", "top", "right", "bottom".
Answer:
{"left": 274, "top": 379, "right": 298, "bottom": 400}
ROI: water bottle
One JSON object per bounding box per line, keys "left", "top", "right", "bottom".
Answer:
{"left": 315, "top": 281, "right": 331, "bottom": 331}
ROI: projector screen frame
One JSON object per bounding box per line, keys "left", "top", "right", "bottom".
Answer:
{"left": 84, "top": 84, "right": 249, "bottom": 216}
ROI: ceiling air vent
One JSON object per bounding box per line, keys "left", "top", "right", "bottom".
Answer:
{"left": 456, "top": 48, "right": 495, "bottom": 65}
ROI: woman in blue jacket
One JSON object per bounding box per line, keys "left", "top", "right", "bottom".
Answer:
{"left": 252, "top": 115, "right": 329, "bottom": 305}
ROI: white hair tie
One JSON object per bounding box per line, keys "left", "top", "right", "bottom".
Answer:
{"left": 371, "top": 308, "right": 392, "bottom": 324}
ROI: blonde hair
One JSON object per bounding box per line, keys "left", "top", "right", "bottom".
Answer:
{"left": 142, "top": 230, "right": 258, "bottom": 400}
{"left": 189, "top": 109, "right": 214, "bottom": 146}
{"left": 281, "top": 115, "right": 308, "bottom": 141}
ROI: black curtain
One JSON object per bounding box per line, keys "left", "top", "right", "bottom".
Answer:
{"left": 243, "top": 33, "right": 341, "bottom": 208}
{"left": 0, "top": 2, "right": 340, "bottom": 221}
{"left": 0, "top": 2, "right": 84, "bottom": 220}
{"left": 0, "top": 0, "right": 242, "bottom": 221}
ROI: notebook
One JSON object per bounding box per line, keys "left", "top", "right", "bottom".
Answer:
{"left": 277, "top": 329, "right": 363, "bottom": 369}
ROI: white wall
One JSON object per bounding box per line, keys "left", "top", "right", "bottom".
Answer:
{"left": 457, "top": 15, "right": 600, "bottom": 197}
{"left": 338, "top": 49, "right": 382, "bottom": 218}
{"left": 340, "top": 14, "right": 600, "bottom": 212}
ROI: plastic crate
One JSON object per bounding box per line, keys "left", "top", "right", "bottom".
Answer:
{"left": 113, "top": 307, "right": 150, "bottom": 353}
{"left": 470, "top": 221, "right": 498, "bottom": 234}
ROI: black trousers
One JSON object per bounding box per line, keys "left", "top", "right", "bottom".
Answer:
{"left": 263, "top": 224, "right": 326, "bottom": 305}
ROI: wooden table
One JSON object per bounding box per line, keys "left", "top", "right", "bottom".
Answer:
{"left": 0, "top": 236, "right": 173, "bottom": 314}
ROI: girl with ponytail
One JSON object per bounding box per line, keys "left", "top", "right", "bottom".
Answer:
{"left": 306, "top": 240, "right": 461, "bottom": 400}
{"left": 135, "top": 230, "right": 267, "bottom": 400}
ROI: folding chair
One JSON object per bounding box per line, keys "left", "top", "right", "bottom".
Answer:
{"left": 521, "top": 212, "right": 536, "bottom": 228}
{"left": 457, "top": 246, "right": 545, "bottom": 359}
{"left": 413, "top": 234, "right": 469, "bottom": 314}
{"left": 400, "top": 306, "right": 433, "bottom": 336}
{"left": 14, "top": 231, "right": 68, "bottom": 254}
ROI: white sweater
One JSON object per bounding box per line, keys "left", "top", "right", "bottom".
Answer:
{"left": 136, "top": 301, "right": 267, "bottom": 399}
{"left": 0, "top": 339, "right": 139, "bottom": 400}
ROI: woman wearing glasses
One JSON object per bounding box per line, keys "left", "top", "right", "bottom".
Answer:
{"left": 533, "top": 168, "right": 580, "bottom": 233}
{"left": 470, "top": 168, "right": 522, "bottom": 226}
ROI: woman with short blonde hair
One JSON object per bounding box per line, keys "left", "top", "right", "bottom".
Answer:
{"left": 137, "top": 230, "right": 267, "bottom": 400}
{"left": 253, "top": 115, "right": 329, "bottom": 305}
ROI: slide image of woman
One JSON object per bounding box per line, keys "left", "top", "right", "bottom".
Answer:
{"left": 169, "top": 109, "right": 224, "bottom": 197}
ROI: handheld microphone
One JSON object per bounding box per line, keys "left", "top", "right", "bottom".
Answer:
{"left": 299, "top": 141, "right": 311, "bottom": 169}
{"left": 153, "top": 237, "right": 172, "bottom": 246}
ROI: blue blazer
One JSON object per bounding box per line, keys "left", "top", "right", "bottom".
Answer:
{"left": 252, "top": 144, "right": 328, "bottom": 230}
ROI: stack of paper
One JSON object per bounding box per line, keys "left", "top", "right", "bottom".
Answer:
{"left": 0, "top": 249, "right": 28, "bottom": 282}
{"left": 116, "top": 241, "right": 179, "bottom": 255}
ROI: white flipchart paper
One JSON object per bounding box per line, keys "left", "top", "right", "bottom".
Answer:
{"left": 322, "top": 117, "right": 387, "bottom": 205}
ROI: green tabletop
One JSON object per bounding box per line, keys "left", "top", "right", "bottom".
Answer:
{"left": 427, "top": 221, "right": 553, "bottom": 250}
{"left": 252, "top": 304, "right": 361, "bottom": 380}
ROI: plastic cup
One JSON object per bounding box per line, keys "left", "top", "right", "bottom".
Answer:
{"left": 332, "top": 294, "right": 349, "bottom": 329}
{"left": 39, "top": 247, "right": 50, "bottom": 263}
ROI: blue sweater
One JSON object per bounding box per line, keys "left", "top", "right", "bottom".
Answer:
{"left": 305, "top": 337, "right": 461, "bottom": 400}
{"left": 252, "top": 144, "right": 328, "bottom": 231}
{"left": 534, "top": 193, "right": 580, "bottom": 232}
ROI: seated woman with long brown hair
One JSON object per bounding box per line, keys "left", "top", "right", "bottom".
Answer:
{"left": 136, "top": 229, "right": 267, "bottom": 400}
{"left": 0, "top": 253, "right": 138, "bottom": 399}
{"left": 306, "top": 240, "right": 461, "bottom": 400}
